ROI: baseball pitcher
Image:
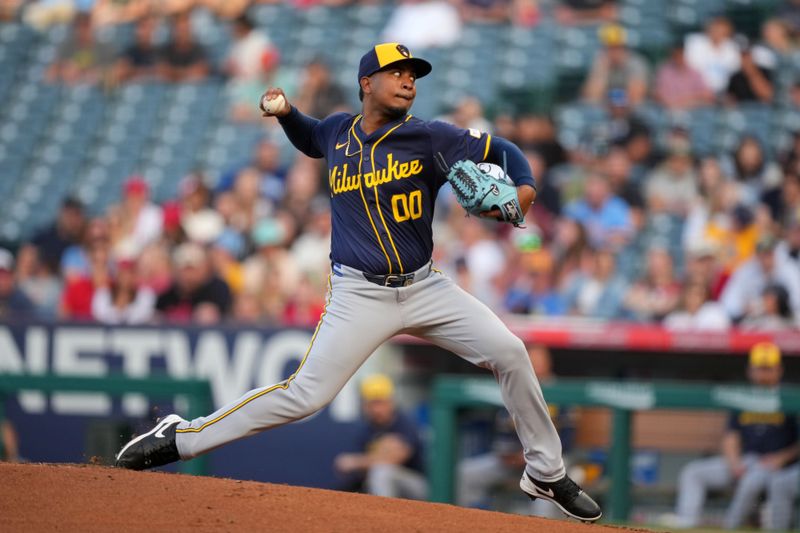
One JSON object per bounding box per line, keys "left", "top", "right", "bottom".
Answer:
{"left": 115, "top": 42, "right": 601, "bottom": 523}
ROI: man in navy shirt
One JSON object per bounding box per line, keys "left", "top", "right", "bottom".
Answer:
{"left": 675, "top": 342, "right": 800, "bottom": 530}
{"left": 115, "top": 42, "right": 601, "bottom": 523}
{"left": 335, "top": 374, "right": 426, "bottom": 499}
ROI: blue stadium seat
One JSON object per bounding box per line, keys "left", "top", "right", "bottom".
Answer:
{"left": 0, "top": 3, "right": 793, "bottom": 244}
{"left": 555, "top": 103, "right": 610, "bottom": 150}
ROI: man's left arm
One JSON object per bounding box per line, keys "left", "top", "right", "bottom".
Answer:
{"left": 430, "top": 122, "right": 536, "bottom": 218}
{"left": 483, "top": 135, "right": 537, "bottom": 218}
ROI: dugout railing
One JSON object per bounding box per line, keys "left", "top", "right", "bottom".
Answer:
{"left": 430, "top": 377, "right": 800, "bottom": 523}
{"left": 0, "top": 373, "right": 213, "bottom": 475}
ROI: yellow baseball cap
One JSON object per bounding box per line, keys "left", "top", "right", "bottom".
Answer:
{"left": 358, "top": 43, "right": 432, "bottom": 81}
{"left": 749, "top": 341, "right": 782, "bottom": 368}
{"left": 599, "top": 24, "right": 627, "bottom": 47}
{"left": 360, "top": 374, "right": 395, "bottom": 401}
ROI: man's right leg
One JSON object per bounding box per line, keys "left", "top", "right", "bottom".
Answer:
{"left": 724, "top": 460, "right": 771, "bottom": 529}
{"left": 401, "top": 272, "right": 599, "bottom": 521}
{"left": 674, "top": 456, "right": 734, "bottom": 528}
{"left": 765, "top": 463, "right": 800, "bottom": 531}
{"left": 175, "top": 274, "right": 404, "bottom": 459}
{"left": 117, "top": 272, "right": 403, "bottom": 467}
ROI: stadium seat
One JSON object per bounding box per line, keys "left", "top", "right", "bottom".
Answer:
{"left": 0, "top": 2, "right": 793, "bottom": 244}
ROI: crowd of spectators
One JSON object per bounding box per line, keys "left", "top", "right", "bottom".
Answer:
{"left": 1, "top": 1, "right": 799, "bottom": 332}
{"left": 4, "top": 153, "right": 335, "bottom": 326}
{"left": 2, "top": 0, "right": 617, "bottom": 32}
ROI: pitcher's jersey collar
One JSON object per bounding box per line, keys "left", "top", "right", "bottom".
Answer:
{"left": 354, "top": 114, "right": 412, "bottom": 141}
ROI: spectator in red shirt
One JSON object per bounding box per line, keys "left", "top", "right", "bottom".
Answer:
{"left": 60, "top": 237, "right": 110, "bottom": 320}
{"left": 59, "top": 217, "right": 113, "bottom": 321}
{"left": 281, "top": 273, "right": 325, "bottom": 328}
{"left": 654, "top": 41, "right": 714, "bottom": 111}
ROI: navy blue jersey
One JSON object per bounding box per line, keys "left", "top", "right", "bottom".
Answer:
{"left": 727, "top": 410, "right": 799, "bottom": 456}
{"left": 282, "top": 110, "right": 503, "bottom": 274}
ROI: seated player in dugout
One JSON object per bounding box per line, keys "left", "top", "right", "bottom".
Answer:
{"left": 673, "top": 342, "right": 800, "bottom": 531}
{"left": 115, "top": 42, "right": 601, "bottom": 523}
{"left": 334, "top": 374, "right": 427, "bottom": 500}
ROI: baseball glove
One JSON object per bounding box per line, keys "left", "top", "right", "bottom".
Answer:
{"left": 445, "top": 159, "right": 525, "bottom": 227}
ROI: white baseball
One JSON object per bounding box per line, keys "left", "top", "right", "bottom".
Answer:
{"left": 261, "top": 93, "right": 286, "bottom": 115}
{"left": 476, "top": 162, "right": 512, "bottom": 184}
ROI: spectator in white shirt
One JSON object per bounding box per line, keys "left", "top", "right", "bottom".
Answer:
{"left": 663, "top": 282, "right": 731, "bottom": 331}
{"left": 739, "top": 284, "right": 797, "bottom": 331}
{"left": 720, "top": 235, "right": 800, "bottom": 322}
{"left": 382, "top": 0, "right": 462, "bottom": 49}
{"left": 91, "top": 257, "right": 156, "bottom": 324}
{"left": 224, "top": 14, "right": 281, "bottom": 122}
{"left": 685, "top": 16, "right": 741, "bottom": 94}
{"left": 224, "top": 14, "right": 273, "bottom": 82}
{"left": 109, "top": 176, "right": 163, "bottom": 257}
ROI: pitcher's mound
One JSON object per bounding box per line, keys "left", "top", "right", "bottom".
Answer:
{"left": 0, "top": 463, "right": 648, "bottom": 532}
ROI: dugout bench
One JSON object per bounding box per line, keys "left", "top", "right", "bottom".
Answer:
{"left": 429, "top": 377, "right": 800, "bottom": 523}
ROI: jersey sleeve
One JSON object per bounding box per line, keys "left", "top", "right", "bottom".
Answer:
{"left": 279, "top": 110, "right": 351, "bottom": 158}
{"left": 428, "top": 120, "right": 492, "bottom": 179}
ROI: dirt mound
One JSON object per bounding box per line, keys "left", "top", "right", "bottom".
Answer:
{"left": 0, "top": 463, "right": 645, "bottom": 532}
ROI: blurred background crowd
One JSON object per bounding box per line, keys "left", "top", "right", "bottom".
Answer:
{"left": 0, "top": 0, "right": 799, "bottom": 332}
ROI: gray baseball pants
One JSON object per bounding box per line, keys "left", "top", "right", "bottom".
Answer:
{"left": 676, "top": 454, "right": 799, "bottom": 530}
{"left": 174, "top": 263, "right": 566, "bottom": 482}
